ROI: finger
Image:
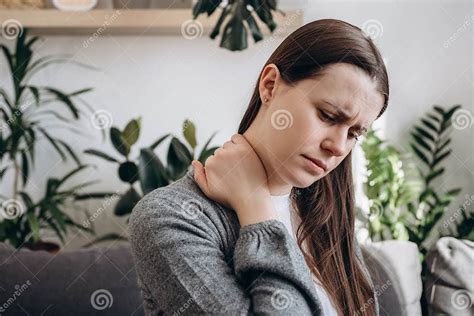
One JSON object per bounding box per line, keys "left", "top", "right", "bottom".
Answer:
{"left": 192, "top": 160, "right": 209, "bottom": 194}
{"left": 231, "top": 133, "right": 245, "bottom": 144}
{"left": 222, "top": 140, "right": 233, "bottom": 148}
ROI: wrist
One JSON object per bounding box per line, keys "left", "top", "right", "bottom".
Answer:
{"left": 236, "top": 196, "right": 279, "bottom": 227}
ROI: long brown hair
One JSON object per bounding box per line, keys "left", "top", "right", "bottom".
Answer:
{"left": 238, "top": 19, "right": 389, "bottom": 315}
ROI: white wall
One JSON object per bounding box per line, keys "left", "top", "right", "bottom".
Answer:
{"left": 0, "top": 0, "right": 472, "bottom": 250}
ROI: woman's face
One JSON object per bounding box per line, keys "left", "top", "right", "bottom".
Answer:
{"left": 243, "top": 62, "right": 385, "bottom": 194}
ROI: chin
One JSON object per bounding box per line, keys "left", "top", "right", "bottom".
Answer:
{"left": 288, "top": 170, "right": 319, "bottom": 188}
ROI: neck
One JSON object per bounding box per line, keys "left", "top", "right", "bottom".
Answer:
{"left": 242, "top": 114, "right": 292, "bottom": 196}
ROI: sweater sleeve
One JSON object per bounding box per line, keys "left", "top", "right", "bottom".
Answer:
{"left": 128, "top": 193, "right": 323, "bottom": 315}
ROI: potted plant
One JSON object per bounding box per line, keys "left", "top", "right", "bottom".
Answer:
{"left": 0, "top": 29, "right": 108, "bottom": 250}
{"left": 192, "top": 0, "right": 283, "bottom": 51}
{"left": 82, "top": 118, "right": 219, "bottom": 244}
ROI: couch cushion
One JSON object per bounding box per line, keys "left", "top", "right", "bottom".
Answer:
{"left": 424, "top": 237, "right": 473, "bottom": 316}
{"left": 362, "top": 240, "right": 422, "bottom": 316}
{"left": 0, "top": 243, "right": 144, "bottom": 315}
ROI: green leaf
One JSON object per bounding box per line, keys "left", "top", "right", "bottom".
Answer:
{"left": 84, "top": 149, "right": 119, "bottom": 163}
{"left": 426, "top": 168, "right": 444, "bottom": 184}
{"left": 82, "top": 233, "right": 128, "bottom": 248}
{"left": 410, "top": 132, "right": 432, "bottom": 153}
{"left": 37, "top": 127, "right": 67, "bottom": 162}
{"left": 138, "top": 148, "right": 169, "bottom": 194}
{"left": 114, "top": 187, "right": 141, "bottom": 216}
{"left": 183, "top": 119, "right": 197, "bottom": 149}
{"left": 21, "top": 151, "right": 29, "bottom": 187}
{"left": 220, "top": 13, "right": 248, "bottom": 51}
{"left": 420, "top": 118, "right": 438, "bottom": 134}
{"left": 198, "top": 146, "right": 219, "bottom": 164}
{"left": 48, "top": 203, "right": 67, "bottom": 233}
{"left": 26, "top": 212, "right": 40, "bottom": 242}
{"left": 431, "top": 149, "right": 451, "bottom": 168}
{"left": 410, "top": 143, "right": 430, "bottom": 165}
{"left": 56, "top": 139, "right": 81, "bottom": 167}
{"left": 122, "top": 118, "right": 141, "bottom": 147}
{"left": 149, "top": 133, "right": 171, "bottom": 150}
{"left": 167, "top": 137, "right": 193, "bottom": 178}
{"left": 43, "top": 88, "right": 80, "bottom": 119}
{"left": 243, "top": 9, "right": 263, "bottom": 42}
{"left": 414, "top": 126, "right": 435, "bottom": 142}
{"left": 437, "top": 138, "right": 451, "bottom": 154}
{"left": 74, "top": 192, "right": 119, "bottom": 200}
{"left": 444, "top": 104, "right": 462, "bottom": 121}
{"left": 56, "top": 165, "right": 89, "bottom": 188}
{"left": 110, "top": 127, "right": 130, "bottom": 157}
{"left": 200, "top": 131, "right": 218, "bottom": 154}
{"left": 210, "top": 5, "right": 231, "bottom": 39}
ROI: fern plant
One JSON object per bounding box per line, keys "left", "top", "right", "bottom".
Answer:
{"left": 406, "top": 105, "right": 462, "bottom": 255}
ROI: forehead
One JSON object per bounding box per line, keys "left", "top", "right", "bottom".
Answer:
{"left": 299, "top": 63, "right": 384, "bottom": 124}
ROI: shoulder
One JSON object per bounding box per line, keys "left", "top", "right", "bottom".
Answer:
{"left": 128, "top": 167, "right": 236, "bottom": 247}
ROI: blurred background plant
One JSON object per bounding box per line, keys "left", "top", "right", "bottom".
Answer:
{"left": 0, "top": 29, "right": 105, "bottom": 250}
{"left": 83, "top": 118, "right": 219, "bottom": 245}
{"left": 192, "top": 0, "right": 283, "bottom": 51}
{"left": 358, "top": 104, "right": 472, "bottom": 267}
{"left": 357, "top": 128, "right": 422, "bottom": 241}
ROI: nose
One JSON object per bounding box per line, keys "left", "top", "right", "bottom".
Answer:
{"left": 321, "top": 130, "right": 346, "bottom": 157}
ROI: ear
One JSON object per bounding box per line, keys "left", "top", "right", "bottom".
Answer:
{"left": 258, "top": 63, "right": 281, "bottom": 105}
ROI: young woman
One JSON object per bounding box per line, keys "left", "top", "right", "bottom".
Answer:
{"left": 129, "top": 18, "right": 389, "bottom": 316}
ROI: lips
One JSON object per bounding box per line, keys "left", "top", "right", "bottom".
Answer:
{"left": 302, "top": 155, "right": 327, "bottom": 172}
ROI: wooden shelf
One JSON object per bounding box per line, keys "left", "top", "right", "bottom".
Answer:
{"left": 0, "top": 9, "right": 303, "bottom": 36}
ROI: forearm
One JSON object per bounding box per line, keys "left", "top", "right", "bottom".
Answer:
{"left": 236, "top": 195, "right": 280, "bottom": 227}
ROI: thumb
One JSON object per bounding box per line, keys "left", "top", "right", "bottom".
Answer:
{"left": 192, "top": 160, "right": 209, "bottom": 194}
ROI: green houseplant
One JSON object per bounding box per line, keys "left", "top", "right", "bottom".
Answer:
{"left": 192, "top": 0, "right": 283, "bottom": 51}
{"left": 358, "top": 128, "right": 422, "bottom": 241}
{"left": 405, "top": 105, "right": 463, "bottom": 255}
{"left": 0, "top": 29, "right": 105, "bottom": 250}
{"left": 359, "top": 105, "right": 468, "bottom": 250}
{"left": 83, "top": 118, "right": 219, "bottom": 244}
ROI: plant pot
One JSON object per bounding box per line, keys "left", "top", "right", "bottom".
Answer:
{"left": 23, "top": 240, "right": 61, "bottom": 254}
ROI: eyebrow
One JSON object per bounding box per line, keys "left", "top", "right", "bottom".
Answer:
{"left": 320, "top": 100, "right": 368, "bottom": 134}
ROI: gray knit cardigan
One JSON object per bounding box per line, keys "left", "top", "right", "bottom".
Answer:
{"left": 128, "top": 167, "right": 379, "bottom": 315}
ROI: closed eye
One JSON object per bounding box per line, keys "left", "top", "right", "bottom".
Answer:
{"left": 319, "top": 110, "right": 335, "bottom": 122}
{"left": 319, "top": 110, "right": 360, "bottom": 141}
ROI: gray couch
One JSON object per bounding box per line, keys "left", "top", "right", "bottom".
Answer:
{"left": 0, "top": 241, "right": 423, "bottom": 315}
